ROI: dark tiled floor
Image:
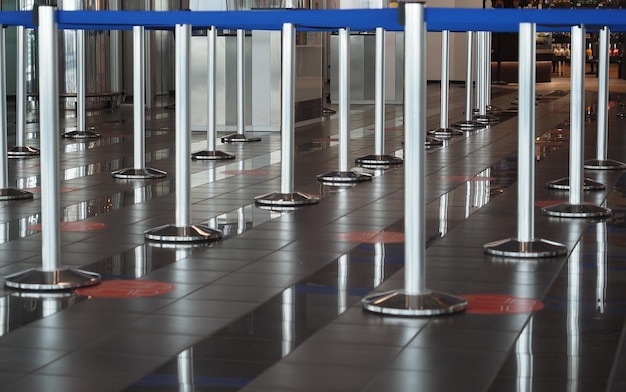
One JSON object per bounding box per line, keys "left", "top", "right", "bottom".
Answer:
{"left": 1, "top": 75, "right": 626, "bottom": 391}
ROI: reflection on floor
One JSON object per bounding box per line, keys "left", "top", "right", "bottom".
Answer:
{"left": 1, "top": 78, "right": 626, "bottom": 391}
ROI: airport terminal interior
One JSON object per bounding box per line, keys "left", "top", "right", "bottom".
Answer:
{"left": 1, "top": 1, "right": 626, "bottom": 392}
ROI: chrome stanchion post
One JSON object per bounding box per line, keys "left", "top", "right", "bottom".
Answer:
{"left": 255, "top": 23, "right": 320, "bottom": 208}
{"left": 452, "top": 31, "right": 485, "bottom": 131}
{"left": 584, "top": 26, "right": 625, "bottom": 170}
{"left": 144, "top": 24, "right": 221, "bottom": 243}
{"left": 473, "top": 31, "right": 498, "bottom": 125}
{"left": 5, "top": 6, "right": 100, "bottom": 290}
{"left": 543, "top": 25, "right": 611, "bottom": 219}
{"left": 362, "top": 1, "right": 467, "bottom": 316}
{"left": 485, "top": 32, "right": 502, "bottom": 114}
{"left": 484, "top": 23, "right": 567, "bottom": 258}
{"left": 356, "top": 27, "right": 404, "bottom": 167}
{"left": 7, "top": 26, "right": 39, "bottom": 158}
{"left": 221, "top": 29, "right": 261, "bottom": 143}
{"left": 317, "top": 27, "right": 372, "bottom": 184}
{"left": 0, "top": 25, "right": 32, "bottom": 200}
{"left": 62, "top": 29, "right": 100, "bottom": 139}
{"left": 429, "top": 30, "right": 462, "bottom": 138}
{"left": 192, "top": 26, "right": 235, "bottom": 161}
{"left": 112, "top": 26, "right": 166, "bottom": 179}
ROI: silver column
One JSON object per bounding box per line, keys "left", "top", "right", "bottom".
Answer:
{"left": 584, "top": 26, "right": 625, "bottom": 170}
{"left": 356, "top": 27, "right": 404, "bottom": 168}
{"left": 5, "top": 6, "right": 100, "bottom": 290}
{"left": 112, "top": 26, "right": 166, "bottom": 179}
{"left": 362, "top": 1, "right": 467, "bottom": 316}
{"left": 317, "top": 28, "right": 371, "bottom": 184}
{"left": 7, "top": 26, "right": 39, "bottom": 158}
{"left": 543, "top": 25, "right": 611, "bottom": 219}
{"left": 473, "top": 31, "right": 498, "bottom": 125}
{"left": 62, "top": 29, "right": 100, "bottom": 139}
{"left": 221, "top": 29, "right": 260, "bottom": 143}
{"left": 452, "top": 31, "right": 484, "bottom": 131}
{"left": 191, "top": 27, "right": 235, "bottom": 161}
{"left": 429, "top": 30, "right": 462, "bottom": 138}
{"left": 255, "top": 23, "right": 320, "bottom": 209}
{"left": 484, "top": 23, "right": 567, "bottom": 258}
{"left": 0, "top": 24, "right": 32, "bottom": 201}
{"left": 144, "top": 24, "right": 221, "bottom": 243}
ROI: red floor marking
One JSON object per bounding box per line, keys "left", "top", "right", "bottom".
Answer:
{"left": 221, "top": 170, "right": 274, "bottom": 175}
{"left": 74, "top": 280, "right": 176, "bottom": 298}
{"left": 337, "top": 231, "right": 405, "bottom": 244}
{"left": 28, "top": 221, "right": 107, "bottom": 232}
{"left": 26, "top": 186, "right": 80, "bottom": 193}
{"left": 535, "top": 199, "right": 567, "bottom": 207}
{"left": 462, "top": 294, "right": 544, "bottom": 315}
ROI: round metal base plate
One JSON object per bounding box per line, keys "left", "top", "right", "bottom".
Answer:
{"left": 317, "top": 170, "right": 373, "bottom": 184}
{"left": 255, "top": 192, "right": 320, "bottom": 207}
{"left": 451, "top": 120, "right": 486, "bottom": 131}
{"left": 542, "top": 202, "right": 611, "bottom": 218}
{"left": 4, "top": 267, "right": 101, "bottom": 290}
{"left": 7, "top": 146, "right": 40, "bottom": 157}
{"left": 486, "top": 105, "right": 503, "bottom": 115}
{"left": 362, "top": 289, "right": 468, "bottom": 316}
{"left": 355, "top": 154, "right": 403, "bottom": 168}
{"left": 583, "top": 159, "right": 626, "bottom": 170}
{"left": 0, "top": 188, "right": 34, "bottom": 201}
{"left": 425, "top": 136, "right": 444, "bottom": 147}
{"left": 191, "top": 150, "right": 236, "bottom": 161}
{"left": 483, "top": 238, "right": 568, "bottom": 258}
{"left": 473, "top": 114, "right": 500, "bottom": 125}
{"left": 62, "top": 129, "right": 101, "bottom": 139}
{"left": 428, "top": 127, "right": 464, "bottom": 137}
{"left": 617, "top": 112, "right": 625, "bottom": 118}
{"left": 145, "top": 224, "right": 222, "bottom": 243}
{"left": 546, "top": 177, "right": 605, "bottom": 191}
{"left": 221, "top": 133, "right": 262, "bottom": 143}
{"left": 112, "top": 167, "right": 167, "bottom": 179}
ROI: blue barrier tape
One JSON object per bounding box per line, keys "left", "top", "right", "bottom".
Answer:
{"left": 1, "top": 8, "right": 626, "bottom": 33}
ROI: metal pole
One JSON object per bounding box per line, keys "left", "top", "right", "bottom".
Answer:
{"left": 374, "top": 27, "right": 385, "bottom": 157}
{"left": 355, "top": 28, "right": 404, "bottom": 167}
{"left": 134, "top": 26, "right": 145, "bottom": 170}
{"left": 362, "top": 1, "right": 466, "bottom": 316}
{"left": 255, "top": 23, "right": 319, "bottom": 207}
{"left": 237, "top": 29, "right": 245, "bottom": 133}
{"left": 176, "top": 24, "right": 191, "bottom": 228}
{"left": 584, "top": 26, "right": 625, "bottom": 170}
{"left": 338, "top": 27, "right": 350, "bottom": 173}
{"left": 474, "top": 31, "right": 498, "bottom": 125}
{"left": 440, "top": 30, "right": 449, "bottom": 129}
{"left": 111, "top": 27, "right": 165, "bottom": 179}
{"left": 542, "top": 25, "right": 610, "bottom": 219}
{"left": 281, "top": 23, "right": 296, "bottom": 195}
{"left": 452, "top": 31, "right": 483, "bottom": 131}
{"left": 569, "top": 25, "right": 585, "bottom": 207}
{"left": 5, "top": 6, "right": 100, "bottom": 290}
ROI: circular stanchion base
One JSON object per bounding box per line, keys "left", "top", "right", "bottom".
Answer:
{"left": 7, "top": 146, "right": 40, "bottom": 158}
{"left": 584, "top": 159, "right": 626, "bottom": 170}
{"left": 0, "top": 188, "right": 34, "bottom": 201}
{"left": 617, "top": 112, "right": 625, "bottom": 118}
{"left": 362, "top": 289, "right": 468, "bottom": 316}
{"left": 486, "top": 105, "right": 503, "bottom": 115}
{"left": 4, "top": 267, "right": 101, "bottom": 290}
{"left": 145, "top": 224, "right": 222, "bottom": 243}
{"left": 112, "top": 167, "right": 167, "bottom": 179}
{"left": 546, "top": 177, "right": 605, "bottom": 191}
{"left": 542, "top": 202, "right": 611, "bottom": 218}
{"left": 450, "top": 120, "right": 486, "bottom": 131}
{"left": 221, "top": 133, "right": 262, "bottom": 143}
{"left": 191, "top": 150, "right": 236, "bottom": 161}
{"left": 428, "top": 127, "right": 464, "bottom": 138}
{"left": 323, "top": 107, "right": 337, "bottom": 115}
{"left": 62, "top": 129, "right": 101, "bottom": 139}
{"left": 473, "top": 114, "right": 500, "bottom": 125}
{"left": 317, "top": 170, "right": 373, "bottom": 184}
{"left": 355, "top": 154, "right": 403, "bottom": 168}
{"left": 255, "top": 191, "right": 320, "bottom": 208}
{"left": 425, "top": 136, "right": 444, "bottom": 147}
{"left": 483, "top": 238, "right": 568, "bottom": 258}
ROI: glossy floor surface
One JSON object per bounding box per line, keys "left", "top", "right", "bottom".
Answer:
{"left": 1, "top": 74, "right": 626, "bottom": 391}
